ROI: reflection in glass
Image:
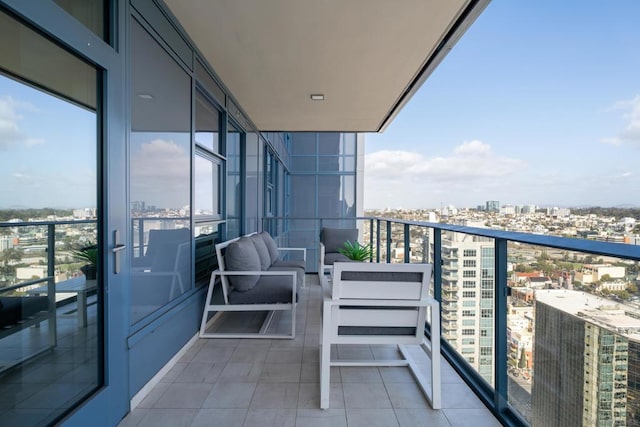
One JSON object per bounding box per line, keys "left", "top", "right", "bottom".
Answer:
{"left": 54, "top": 0, "right": 106, "bottom": 40}
{"left": 130, "top": 18, "right": 191, "bottom": 324}
{"left": 226, "top": 126, "right": 242, "bottom": 238}
{"left": 195, "top": 91, "right": 220, "bottom": 153}
{"left": 0, "top": 10, "right": 100, "bottom": 425}
{"left": 195, "top": 154, "right": 221, "bottom": 218}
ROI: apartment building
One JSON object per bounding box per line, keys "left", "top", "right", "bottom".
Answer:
{"left": 534, "top": 290, "right": 640, "bottom": 426}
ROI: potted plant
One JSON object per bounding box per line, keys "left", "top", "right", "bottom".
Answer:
{"left": 72, "top": 244, "right": 98, "bottom": 280}
{"left": 338, "top": 241, "right": 374, "bottom": 261}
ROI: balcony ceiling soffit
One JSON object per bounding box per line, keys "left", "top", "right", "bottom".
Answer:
{"left": 164, "top": 0, "right": 472, "bottom": 132}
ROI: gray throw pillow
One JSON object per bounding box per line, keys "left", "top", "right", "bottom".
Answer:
{"left": 320, "top": 227, "right": 358, "bottom": 253}
{"left": 250, "top": 234, "right": 272, "bottom": 270}
{"left": 224, "top": 237, "right": 261, "bottom": 291}
{"left": 260, "top": 231, "right": 280, "bottom": 264}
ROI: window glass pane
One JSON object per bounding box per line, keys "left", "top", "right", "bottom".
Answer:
{"left": 290, "top": 132, "right": 316, "bottom": 155}
{"left": 195, "top": 153, "right": 220, "bottom": 218}
{"left": 317, "top": 132, "right": 341, "bottom": 155}
{"left": 130, "top": 18, "right": 191, "bottom": 324}
{"left": 317, "top": 175, "right": 355, "bottom": 218}
{"left": 0, "top": 11, "right": 97, "bottom": 109}
{"left": 0, "top": 10, "right": 100, "bottom": 425}
{"left": 195, "top": 91, "right": 219, "bottom": 153}
{"left": 54, "top": 0, "right": 106, "bottom": 40}
{"left": 226, "top": 125, "right": 242, "bottom": 239}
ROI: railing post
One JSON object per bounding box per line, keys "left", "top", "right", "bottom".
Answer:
{"left": 47, "top": 224, "right": 55, "bottom": 280}
{"left": 404, "top": 223, "right": 410, "bottom": 263}
{"left": 47, "top": 223, "right": 57, "bottom": 344}
{"left": 376, "top": 219, "right": 381, "bottom": 263}
{"left": 494, "top": 238, "right": 508, "bottom": 412}
{"left": 369, "top": 219, "right": 374, "bottom": 263}
{"left": 386, "top": 220, "right": 392, "bottom": 263}
{"left": 433, "top": 228, "right": 442, "bottom": 303}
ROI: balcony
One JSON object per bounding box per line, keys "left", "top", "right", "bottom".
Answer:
{"left": 119, "top": 274, "right": 500, "bottom": 427}
{"left": 261, "top": 216, "right": 640, "bottom": 426}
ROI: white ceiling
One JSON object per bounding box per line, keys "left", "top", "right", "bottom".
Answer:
{"left": 164, "top": 0, "right": 487, "bottom": 132}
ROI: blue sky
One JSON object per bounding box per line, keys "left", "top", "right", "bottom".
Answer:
{"left": 0, "top": 76, "right": 96, "bottom": 209}
{"left": 364, "top": 1, "right": 640, "bottom": 209}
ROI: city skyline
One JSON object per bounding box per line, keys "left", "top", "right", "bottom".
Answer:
{"left": 365, "top": 1, "right": 640, "bottom": 209}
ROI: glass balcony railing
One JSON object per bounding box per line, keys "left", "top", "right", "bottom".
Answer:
{"left": 263, "top": 215, "right": 640, "bottom": 427}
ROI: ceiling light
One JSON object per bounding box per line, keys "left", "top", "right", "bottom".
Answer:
{"left": 137, "top": 93, "right": 153, "bottom": 100}
{"left": 310, "top": 94, "right": 325, "bottom": 101}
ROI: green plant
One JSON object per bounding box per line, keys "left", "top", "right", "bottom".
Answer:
{"left": 72, "top": 244, "right": 98, "bottom": 266}
{"left": 338, "top": 241, "right": 373, "bottom": 261}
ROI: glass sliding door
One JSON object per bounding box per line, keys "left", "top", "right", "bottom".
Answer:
{"left": 129, "top": 17, "right": 192, "bottom": 325}
{"left": 0, "top": 9, "right": 102, "bottom": 426}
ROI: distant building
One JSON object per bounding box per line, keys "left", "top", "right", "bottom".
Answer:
{"left": 436, "top": 231, "right": 495, "bottom": 385}
{"left": 486, "top": 200, "right": 500, "bottom": 213}
{"left": 533, "top": 290, "right": 640, "bottom": 426}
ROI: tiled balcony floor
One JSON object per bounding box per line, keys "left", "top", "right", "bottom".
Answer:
{"left": 119, "top": 275, "right": 501, "bottom": 427}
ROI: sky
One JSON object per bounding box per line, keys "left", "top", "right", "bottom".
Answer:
{"left": 0, "top": 76, "right": 96, "bottom": 209}
{"left": 364, "top": 1, "right": 640, "bottom": 210}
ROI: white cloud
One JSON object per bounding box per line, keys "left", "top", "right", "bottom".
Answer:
{"left": 364, "top": 141, "right": 527, "bottom": 209}
{"left": 365, "top": 140, "right": 524, "bottom": 182}
{"left": 130, "top": 138, "right": 190, "bottom": 208}
{"left": 0, "top": 96, "right": 45, "bottom": 150}
{"left": 602, "top": 95, "right": 640, "bottom": 146}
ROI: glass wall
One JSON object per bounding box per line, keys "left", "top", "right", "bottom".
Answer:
{"left": 285, "top": 132, "right": 358, "bottom": 270}
{"left": 129, "top": 17, "right": 191, "bottom": 324}
{"left": 0, "top": 9, "right": 101, "bottom": 425}
{"left": 226, "top": 124, "right": 242, "bottom": 239}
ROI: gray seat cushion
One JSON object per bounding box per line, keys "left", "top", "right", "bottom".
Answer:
{"left": 250, "top": 234, "right": 271, "bottom": 270}
{"left": 224, "top": 237, "right": 261, "bottom": 291}
{"left": 324, "top": 252, "right": 352, "bottom": 265}
{"left": 320, "top": 227, "right": 358, "bottom": 253}
{"left": 228, "top": 275, "right": 298, "bottom": 304}
{"left": 268, "top": 265, "right": 304, "bottom": 289}
{"left": 260, "top": 232, "right": 280, "bottom": 264}
{"left": 272, "top": 259, "right": 306, "bottom": 270}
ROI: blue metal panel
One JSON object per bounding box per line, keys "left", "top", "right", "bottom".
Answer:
{"left": 128, "top": 292, "right": 205, "bottom": 394}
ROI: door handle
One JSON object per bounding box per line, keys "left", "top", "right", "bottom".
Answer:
{"left": 112, "top": 230, "right": 127, "bottom": 274}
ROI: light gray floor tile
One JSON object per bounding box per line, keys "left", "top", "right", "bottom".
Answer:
{"left": 250, "top": 383, "right": 299, "bottom": 409}
{"left": 202, "top": 382, "right": 257, "bottom": 409}
{"left": 295, "top": 413, "right": 347, "bottom": 427}
{"left": 153, "top": 383, "right": 213, "bottom": 409}
{"left": 230, "top": 345, "right": 270, "bottom": 363}
{"left": 342, "top": 382, "right": 392, "bottom": 409}
{"left": 118, "top": 408, "right": 149, "bottom": 427}
{"left": 379, "top": 367, "right": 416, "bottom": 383}
{"left": 340, "top": 366, "right": 383, "bottom": 383}
{"left": 441, "top": 383, "right": 486, "bottom": 409}
{"left": 218, "top": 362, "right": 263, "bottom": 382}
{"left": 191, "top": 408, "right": 247, "bottom": 427}
{"left": 395, "top": 408, "right": 452, "bottom": 427}
{"left": 243, "top": 409, "right": 296, "bottom": 427}
{"left": 265, "top": 348, "right": 303, "bottom": 364}
{"left": 346, "top": 408, "right": 400, "bottom": 427}
{"left": 192, "top": 346, "right": 236, "bottom": 364}
{"left": 161, "top": 362, "right": 187, "bottom": 383}
{"left": 385, "top": 381, "right": 429, "bottom": 408}
{"left": 137, "top": 382, "right": 170, "bottom": 408}
{"left": 137, "top": 408, "right": 197, "bottom": 427}
{"left": 443, "top": 408, "right": 502, "bottom": 427}
{"left": 174, "top": 361, "right": 223, "bottom": 383}
{"left": 259, "top": 362, "right": 301, "bottom": 382}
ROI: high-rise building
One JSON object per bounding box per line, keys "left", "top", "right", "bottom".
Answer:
{"left": 486, "top": 200, "right": 500, "bottom": 213}
{"left": 438, "top": 231, "right": 495, "bottom": 385}
{"left": 534, "top": 290, "right": 640, "bottom": 426}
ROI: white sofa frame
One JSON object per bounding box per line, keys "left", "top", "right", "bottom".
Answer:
{"left": 199, "top": 233, "right": 305, "bottom": 339}
{"left": 319, "top": 262, "right": 441, "bottom": 409}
